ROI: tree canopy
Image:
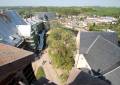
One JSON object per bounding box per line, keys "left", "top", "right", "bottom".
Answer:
{"left": 12, "top": 6, "right": 120, "bottom": 17}
{"left": 47, "top": 28, "right": 76, "bottom": 71}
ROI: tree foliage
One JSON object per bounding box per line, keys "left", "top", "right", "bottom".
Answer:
{"left": 14, "top": 7, "right": 120, "bottom": 17}
{"left": 47, "top": 28, "right": 76, "bottom": 71}
{"left": 36, "top": 67, "right": 45, "bottom": 79}
{"left": 88, "top": 18, "right": 120, "bottom": 40}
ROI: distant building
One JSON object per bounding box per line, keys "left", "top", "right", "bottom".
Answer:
{"left": 0, "top": 10, "right": 45, "bottom": 50}
{"left": 86, "top": 16, "right": 117, "bottom": 24}
{"left": 0, "top": 43, "right": 36, "bottom": 85}
{"left": 35, "top": 12, "right": 56, "bottom": 21}
{"left": 23, "top": 12, "right": 49, "bottom": 50}
{"left": 74, "top": 31, "right": 120, "bottom": 85}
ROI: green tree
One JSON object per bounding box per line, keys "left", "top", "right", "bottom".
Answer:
{"left": 47, "top": 28, "right": 75, "bottom": 71}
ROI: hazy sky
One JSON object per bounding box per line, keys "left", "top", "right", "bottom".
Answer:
{"left": 0, "top": 0, "right": 120, "bottom": 7}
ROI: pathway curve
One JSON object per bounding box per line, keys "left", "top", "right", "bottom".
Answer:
{"left": 32, "top": 49, "right": 61, "bottom": 85}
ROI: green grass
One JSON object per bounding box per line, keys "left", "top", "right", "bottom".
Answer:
{"left": 35, "top": 67, "right": 45, "bottom": 79}
{"left": 59, "top": 72, "right": 69, "bottom": 83}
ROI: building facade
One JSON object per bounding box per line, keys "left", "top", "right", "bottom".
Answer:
{"left": 0, "top": 43, "right": 36, "bottom": 85}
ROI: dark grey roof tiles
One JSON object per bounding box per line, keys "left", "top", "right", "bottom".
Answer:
{"left": 5, "top": 10, "right": 27, "bottom": 25}
{"left": 79, "top": 32, "right": 118, "bottom": 54}
{"left": 104, "top": 66, "right": 120, "bottom": 85}
{"left": 67, "top": 68, "right": 110, "bottom": 85}
{"left": 84, "top": 36, "right": 120, "bottom": 74}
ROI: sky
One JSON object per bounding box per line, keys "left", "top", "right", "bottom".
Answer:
{"left": 0, "top": 0, "right": 120, "bottom": 7}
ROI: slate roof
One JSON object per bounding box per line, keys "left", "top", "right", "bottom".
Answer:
{"left": 0, "top": 10, "right": 25, "bottom": 46}
{"left": 0, "top": 43, "right": 33, "bottom": 66}
{"left": 4, "top": 10, "right": 26, "bottom": 25}
{"left": 79, "top": 32, "right": 118, "bottom": 54}
{"left": 67, "top": 68, "right": 109, "bottom": 85}
{"left": 104, "top": 66, "right": 120, "bottom": 85}
{"left": 84, "top": 36, "right": 120, "bottom": 74}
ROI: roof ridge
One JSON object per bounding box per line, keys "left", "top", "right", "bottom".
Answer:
{"left": 104, "top": 65, "right": 120, "bottom": 76}
{"left": 81, "top": 31, "right": 116, "bottom": 33}
{"left": 100, "top": 35, "right": 120, "bottom": 50}
{"left": 85, "top": 35, "right": 120, "bottom": 54}
{"left": 85, "top": 35, "right": 101, "bottom": 54}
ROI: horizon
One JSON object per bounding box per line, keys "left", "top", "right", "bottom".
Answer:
{"left": 0, "top": 6, "right": 120, "bottom": 8}
{"left": 0, "top": 0, "right": 120, "bottom": 7}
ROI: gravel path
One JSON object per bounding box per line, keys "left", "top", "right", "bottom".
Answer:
{"left": 32, "top": 49, "right": 61, "bottom": 85}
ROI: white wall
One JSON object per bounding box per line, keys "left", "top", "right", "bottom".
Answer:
{"left": 17, "top": 25, "right": 31, "bottom": 38}
{"left": 76, "top": 31, "right": 80, "bottom": 54}
{"left": 75, "top": 54, "right": 91, "bottom": 70}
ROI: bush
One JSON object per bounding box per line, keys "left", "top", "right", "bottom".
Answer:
{"left": 47, "top": 28, "right": 75, "bottom": 71}
{"left": 35, "top": 67, "right": 45, "bottom": 79}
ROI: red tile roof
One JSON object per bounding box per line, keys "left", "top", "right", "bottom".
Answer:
{"left": 0, "top": 43, "right": 33, "bottom": 66}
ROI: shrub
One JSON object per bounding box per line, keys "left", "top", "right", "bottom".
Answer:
{"left": 47, "top": 28, "right": 75, "bottom": 71}
{"left": 35, "top": 67, "right": 45, "bottom": 79}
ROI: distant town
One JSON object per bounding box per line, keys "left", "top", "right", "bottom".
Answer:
{"left": 0, "top": 7, "right": 120, "bottom": 85}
